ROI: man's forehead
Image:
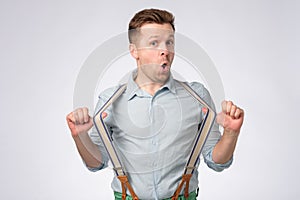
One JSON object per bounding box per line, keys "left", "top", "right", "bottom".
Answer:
{"left": 139, "top": 28, "right": 174, "bottom": 38}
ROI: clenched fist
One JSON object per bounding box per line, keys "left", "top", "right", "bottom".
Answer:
{"left": 66, "top": 107, "right": 93, "bottom": 137}
{"left": 66, "top": 108, "right": 108, "bottom": 137}
{"left": 217, "top": 100, "right": 244, "bottom": 136}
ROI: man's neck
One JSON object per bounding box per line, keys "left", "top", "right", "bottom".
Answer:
{"left": 134, "top": 76, "right": 164, "bottom": 96}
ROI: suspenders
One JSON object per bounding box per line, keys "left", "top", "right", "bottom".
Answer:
{"left": 93, "top": 84, "right": 138, "bottom": 200}
{"left": 171, "top": 82, "right": 216, "bottom": 200}
{"left": 93, "top": 81, "right": 216, "bottom": 200}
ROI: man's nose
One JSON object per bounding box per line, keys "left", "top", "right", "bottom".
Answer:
{"left": 159, "top": 44, "right": 169, "bottom": 56}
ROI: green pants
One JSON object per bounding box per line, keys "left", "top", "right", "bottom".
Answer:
{"left": 114, "top": 190, "right": 198, "bottom": 200}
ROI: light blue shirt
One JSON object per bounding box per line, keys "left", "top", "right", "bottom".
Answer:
{"left": 88, "top": 70, "right": 232, "bottom": 199}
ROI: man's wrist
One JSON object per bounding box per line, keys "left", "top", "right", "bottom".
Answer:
{"left": 223, "top": 129, "right": 240, "bottom": 139}
{"left": 72, "top": 131, "right": 89, "bottom": 141}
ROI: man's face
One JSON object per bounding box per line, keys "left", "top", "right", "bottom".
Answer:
{"left": 131, "top": 23, "right": 175, "bottom": 85}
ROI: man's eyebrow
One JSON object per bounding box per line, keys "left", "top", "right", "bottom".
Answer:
{"left": 148, "top": 35, "right": 160, "bottom": 39}
{"left": 147, "top": 34, "right": 175, "bottom": 39}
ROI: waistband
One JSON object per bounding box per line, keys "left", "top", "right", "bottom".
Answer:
{"left": 114, "top": 188, "right": 198, "bottom": 200}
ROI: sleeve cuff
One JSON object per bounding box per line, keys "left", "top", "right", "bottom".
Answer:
{"left": 204, "top": 150, "right": 233, "bottom": 172}
{"left": 83, "top": 160, "right": 106, "bottom": 172}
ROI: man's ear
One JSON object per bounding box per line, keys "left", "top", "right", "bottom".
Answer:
{"left": 129, "top": 43, "right": 138, "bottom": 59}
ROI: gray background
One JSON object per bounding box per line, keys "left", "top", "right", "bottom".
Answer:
{"left": 0, "top": 0, "right": 299, "bottom": 199}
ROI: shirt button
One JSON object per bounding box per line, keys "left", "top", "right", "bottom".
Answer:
{"left": 152, "top": 140, "right": 158, "bottom": 145}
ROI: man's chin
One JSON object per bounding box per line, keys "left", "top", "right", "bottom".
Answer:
{"left": 157, "top": 73, "right": 171, "bottom": 84}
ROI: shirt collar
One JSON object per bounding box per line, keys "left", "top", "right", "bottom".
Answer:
{"left": 125, "top": 69, "right": 176, "bottom": 100}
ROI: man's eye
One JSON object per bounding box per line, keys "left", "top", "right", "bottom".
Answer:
{"left": 150, "top": 41, "right": 158, "bottom": 46}
{"left": 166, "top": 40, "right": 174, "bottom": 46}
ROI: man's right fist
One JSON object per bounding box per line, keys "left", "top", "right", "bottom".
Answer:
{"left": 66, "top": 107, "right": 93, "bottom": 137}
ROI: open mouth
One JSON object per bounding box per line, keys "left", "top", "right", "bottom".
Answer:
{"left": 160, "top": 61, "right": 170, "bottom": 70}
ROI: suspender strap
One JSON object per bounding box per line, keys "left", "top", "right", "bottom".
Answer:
{"left": 93, "top": 84, "right": 139, "bottom": 200}
{"left": 171, "top": 82, "right": 216, "bottom": 199}
{"left": 93, "top": 84, "right": 128, "bottom": 177}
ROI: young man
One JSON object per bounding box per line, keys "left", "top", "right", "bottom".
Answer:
{"left": 67, "top": 8, "right": 244, "bottom": 200}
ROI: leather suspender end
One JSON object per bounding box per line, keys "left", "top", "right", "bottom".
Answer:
{"left": 172, "top": 174, "right": 192, "bottom": 200}
{"left": 117, "top": 175, "right": 139, "bottom": 200}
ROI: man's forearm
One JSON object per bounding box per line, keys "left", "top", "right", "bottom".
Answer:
{"left": 212, "top": 130, "right": 239, "bottom": 164}
{"left": 73, "top": 133, "right": 103, "bottom": 168}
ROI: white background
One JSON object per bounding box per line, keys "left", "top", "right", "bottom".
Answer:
{"left": 0, "top": 0, "right": 299, "bottom": 199}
